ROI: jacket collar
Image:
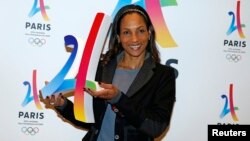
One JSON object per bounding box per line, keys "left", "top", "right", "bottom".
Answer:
{"left": 102, "top": 52, "right": 156, "bottom": 97}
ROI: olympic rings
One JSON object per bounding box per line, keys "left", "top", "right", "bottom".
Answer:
{"left": 226, "top": 54, "right": 241, "bottom": 62}
{"left": 21, "top": 127, "right": 39, "bottom": 135}
{"left": 28, "top": 37, "right": 46, "bottom": 47}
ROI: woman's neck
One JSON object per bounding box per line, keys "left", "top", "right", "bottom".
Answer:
{"left": 117, "top": 53, "right": 145, "bottom": 69}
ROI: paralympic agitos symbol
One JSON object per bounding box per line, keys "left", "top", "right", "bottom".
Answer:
{"left": 22, "top": 13, "right": 112, "bottom": 123}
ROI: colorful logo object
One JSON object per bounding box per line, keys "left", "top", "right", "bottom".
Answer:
{"left": 28, "top": 0, "right": 50, "bottom": 21}
{"left": 22, "top": 70, "right": 43, "bottom": 110}
{"left": 112, "top": 0, "right": 178, "bottom": 48}
{"left": 220, "top": 84, "right": 239, "bottom": 121}
{"left": 226, "top": 0, "right": 245, "bottom": 38}
{"left": 22, "top": 13, "right": 112, "bottom": 123}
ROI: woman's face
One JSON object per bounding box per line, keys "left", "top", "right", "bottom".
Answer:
{"left": 119, "top": 13, "right": 150, "bottom": 58}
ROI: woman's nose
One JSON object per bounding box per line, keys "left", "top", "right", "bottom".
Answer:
{"left": 130, "top": 33, "right": 139, "bottom": 42}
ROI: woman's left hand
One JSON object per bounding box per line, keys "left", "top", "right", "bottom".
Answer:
{"left": 85, "top": 82, "right": 119, "bottom": 100}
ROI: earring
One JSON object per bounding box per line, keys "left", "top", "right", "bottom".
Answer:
{"left": 117, "top": 35, "right": 120, "bottom": 43}
{"left": 148, "top": 29, "right": 151, "bottom": 40}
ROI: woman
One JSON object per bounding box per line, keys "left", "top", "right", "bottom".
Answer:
{"left": 45, "top": 4, "right": 176, "bottom": 141}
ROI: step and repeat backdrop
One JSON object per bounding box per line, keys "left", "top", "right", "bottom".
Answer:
{"left": 1, "top": 0, "right": 249, "bottom": 141}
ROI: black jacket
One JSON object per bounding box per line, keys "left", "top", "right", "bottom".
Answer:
{"left": 57, "top": 56, "right": 176, "bottom": 141}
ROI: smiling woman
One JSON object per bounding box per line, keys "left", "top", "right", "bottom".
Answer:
{"left": 43, "top": 4, "right": 176, "bottom": 141}
{"left": 117, "top": 12, "right": 150, "bottom": 69}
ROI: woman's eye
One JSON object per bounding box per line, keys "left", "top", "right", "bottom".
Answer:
{"left": 139, "top": 29, "right": 145, "bottom": 33}
{"left": 123, "top": 31, "right": 129, "bottom": 35}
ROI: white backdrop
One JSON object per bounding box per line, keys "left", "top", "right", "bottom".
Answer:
{"left": 1, "top": 0, "right": 250, "bottom": 141}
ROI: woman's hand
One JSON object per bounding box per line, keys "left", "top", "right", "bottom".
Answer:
{"left": 85, "top": 82, "right": 119, "bottom": 100}
{"left": 39, "top": 93, "right": 66, "bottom": 108}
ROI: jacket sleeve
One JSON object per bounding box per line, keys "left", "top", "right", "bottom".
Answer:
{"left": 55, "top": 99, "right": 93, "bottom": 130}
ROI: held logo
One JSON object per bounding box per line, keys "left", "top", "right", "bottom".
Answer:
{"left": 220, "top": 84, "right": 239, "bottom": 122}
{"left": 28, "top": 0, "right": 50, "bottom": 21}
{"left": 22, "top": 13, "right": 111, "bottom": 123}
{"left": 113, "top": 0, "right": 178, "bottom": 48}
{"left": 226, "top": 0, "right": 245, "bottom": 39}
